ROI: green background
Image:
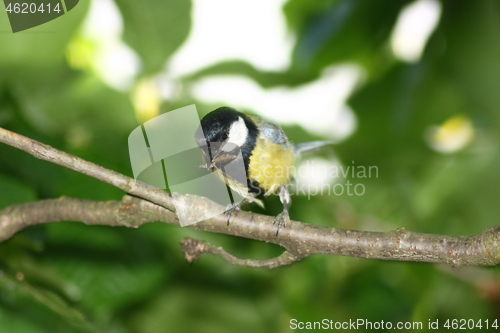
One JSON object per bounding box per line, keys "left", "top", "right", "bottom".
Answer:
{"left": 0, "top": 0, "right": 499, "bottom": 332}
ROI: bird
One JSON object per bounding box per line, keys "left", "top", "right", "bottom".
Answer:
{"left": 194, "top": 106, "right": 332, "bottom": 235}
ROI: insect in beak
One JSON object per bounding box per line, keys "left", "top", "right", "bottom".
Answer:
{"left": 198, "top": 138, "right": 239, "bottom": 170}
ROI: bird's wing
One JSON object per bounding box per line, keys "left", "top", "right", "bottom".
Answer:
{"left": 292, "top": 141, "right": 334, "bottom": 157}
{"left": 213, "top": 168, "right": 265, "bottom": 208}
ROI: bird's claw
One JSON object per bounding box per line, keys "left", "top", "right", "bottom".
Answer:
{"left": 273, "top": 210, "right": 289, "bottom": 236}
{"left": 225, "top": 203, "right": 241, "bottom": 225}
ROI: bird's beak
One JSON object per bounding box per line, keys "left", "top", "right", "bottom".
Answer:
{"left": 198, "top": 141, "right": 239, "bottom": 170}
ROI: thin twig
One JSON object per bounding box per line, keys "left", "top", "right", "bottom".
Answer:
{"left": 180, "top": 238, "right": 307, "bottom": 268}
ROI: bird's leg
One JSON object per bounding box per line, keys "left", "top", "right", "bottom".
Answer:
{"left": 274, "top": 186, "right": 291, "bottom": 236}
{"left": 225, "top": 199, "right": 249, "bottom": 225}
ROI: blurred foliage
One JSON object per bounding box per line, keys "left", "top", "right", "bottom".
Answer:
{"left": 0, "top": 0, "right": 499, "bottom": 332}
{"left": 114, "top": 0, "right": 191, "bottom": 74}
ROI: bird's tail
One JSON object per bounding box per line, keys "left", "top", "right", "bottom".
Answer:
{"left": 292, "top": 141, "right": 334, "bottom": 157}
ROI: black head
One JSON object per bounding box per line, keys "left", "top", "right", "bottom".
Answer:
{"left": 197, "top": 107, "right": 243, "bottom": 145}
{"left": 195, "top": 106, "right": 258, "bottom": 175}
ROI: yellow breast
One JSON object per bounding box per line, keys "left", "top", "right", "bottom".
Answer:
{"left": 248, "top": 137, "right": 295, "bottom": 195}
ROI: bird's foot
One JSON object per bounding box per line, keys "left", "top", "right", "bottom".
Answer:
{"left": 273, "top": 210, "right": 289, "bottom": 236}
{"left": 225, "top": 202, "right": 241, "bottom": 226}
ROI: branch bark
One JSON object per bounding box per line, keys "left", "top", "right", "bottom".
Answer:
{"left": 0, "top": 127, "right": 499, "bottom": 268}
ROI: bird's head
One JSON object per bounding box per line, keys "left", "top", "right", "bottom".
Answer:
{"left": 195, "top": 107, "right": 256, "bottom": 170}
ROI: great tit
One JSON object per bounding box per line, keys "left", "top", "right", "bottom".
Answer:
{"left": 195, "top": 106, "right": 332, "bottom": 235}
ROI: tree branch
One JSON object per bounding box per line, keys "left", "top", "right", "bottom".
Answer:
{"left": 0, "top": 126, "right": 499, "bottom": 268}
{"left": 0, "top": 195, "right": 499, "bottom": 268}
{"left": 0, "top": 127, "right": 174, "bottom": 211}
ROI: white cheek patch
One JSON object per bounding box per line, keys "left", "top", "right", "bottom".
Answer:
{"left": 226, "top": 116, "right": 248, "bottom": 148}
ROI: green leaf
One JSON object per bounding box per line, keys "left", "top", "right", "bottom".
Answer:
{"left": 44, "top": 258, "right": 167, "bottom": 318}
{"left": 287, "top": 0, "right": 412, "bottom": 75}
{"left": 114, "top": 0, "right": 192, "bottom": 74}
{"left": 184, "top": 60, "right": 318, "bottom": 88}
{"left": 438, "top": 0, "right": 500, "bottom": 125}
{"left": 42, "top": 223, "right": 169, "bottom": 318}
{"left": 128, "top": 286, "right": 279, "bottom": 333}
{"left": 0, "top": 306, "right": 48, "bottom": 333}
{"left": 0, "top": 272, "right": 96, "bottom": 332}
{"left": 284, "top": 0, "right": 341, "bottom": 34}
{"left": 0, "top": 0, "right": 90, "bottom": 76}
